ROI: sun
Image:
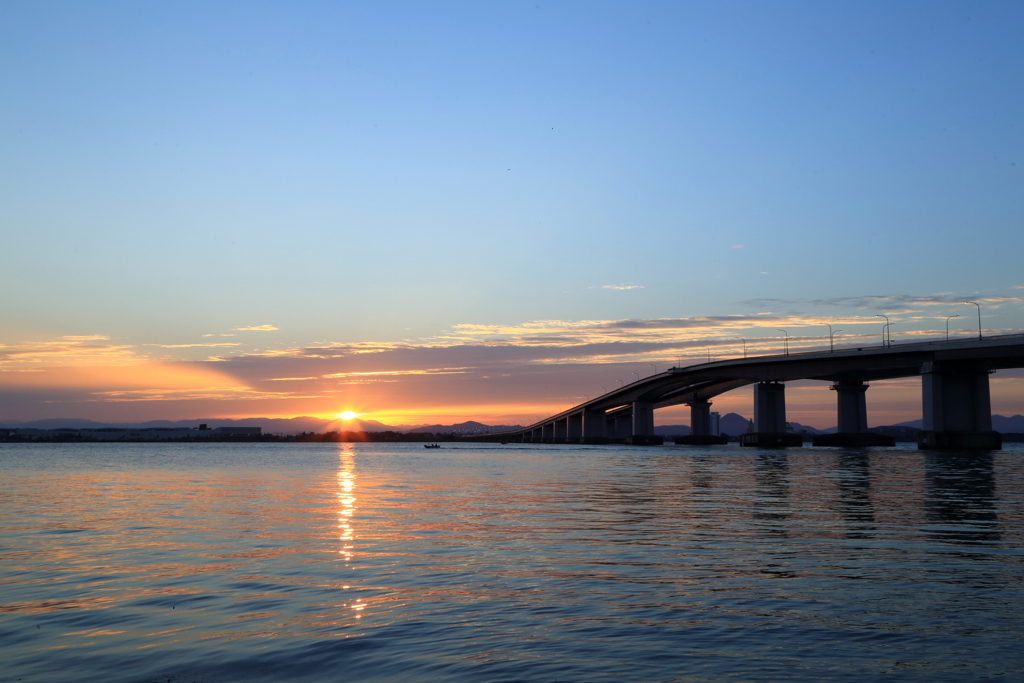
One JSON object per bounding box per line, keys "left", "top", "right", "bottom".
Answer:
{"left": 337, "top": 411, "right": 358, "bottom": 421}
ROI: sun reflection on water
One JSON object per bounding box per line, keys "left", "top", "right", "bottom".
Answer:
{"left": 337, "top": 444, "right": 356, "bottom": 565}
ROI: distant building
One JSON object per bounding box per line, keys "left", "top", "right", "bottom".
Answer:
{"left": 710, "top": 412, "right": 720, "bottom": 437}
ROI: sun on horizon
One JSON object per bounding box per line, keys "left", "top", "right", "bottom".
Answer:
{"left": 337, "top": 411, "right": 358, "bottom": 420}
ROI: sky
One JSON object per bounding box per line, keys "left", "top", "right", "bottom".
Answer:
{"left": 2, "top": 0, "right": 1023, "bottom": 428}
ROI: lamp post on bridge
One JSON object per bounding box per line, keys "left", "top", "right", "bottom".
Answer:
{"left": 631, "top": 372, "right": 639, "bottom": 383}
{"left": 776, "top": 329, "right": 789, "bottom": 356}
{"left": 875, "top": 314, "right": 891, "bottom": 348}
{"left": 704, "top": 347, "right": 712, "bottom": 363}
{"left": 731, "top": 337, "right": 746, "bottom": 358}
{"left": 964, "top": 301, "right": 982, "bottom": 340}
{"left": 825, "top": 324, "right": 841, "bottom": 352}
{"left": 616, "top": 379, "right": 623, "bottom": 388}
{"left": 648, "top": 363, "right": 657, "bottom": 376}
{"left": 946, "top": 315, "right": 960, "bottom": 342}
{"left": 877, "top": 322, "right": 889, "bottom": 348}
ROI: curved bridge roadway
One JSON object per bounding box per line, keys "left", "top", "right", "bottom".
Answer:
{"left": 489, "top": 333, "right": 1024, "bottom": 449}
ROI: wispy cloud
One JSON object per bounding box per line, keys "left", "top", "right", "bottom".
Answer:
{"left": 3, "top": 294, "right": 1020, "bottom": 424}
{"left": 234, "top": 325, "right": 278, "bottom": 332}
{"left": 145, "top": 343, "right": 242, "bottom": 348}
{"left": 602, "top": 284, "right": 644, "bottom": 290}
{"left": 743, "top": 293, "right": 1023, "bottom": 311}
{"left": 0, "top": 340, "right": 138, "bottom": 368}
{"left": 61, "top": 335, "right": 110, "bottom": 341}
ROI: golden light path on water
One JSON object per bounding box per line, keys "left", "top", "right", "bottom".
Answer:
{"left": 336, "top": 445, "right": 363, "bottom": 618}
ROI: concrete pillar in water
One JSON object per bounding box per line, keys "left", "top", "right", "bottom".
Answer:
{"left": 554, "top": 417, "right": 568, "bottom": 442}
{"left": 753, "top": 382, "right": 787, "bottom": 433}
{"left": 582, "top": 410, "right": 605, "bottom": 441}
{"left": 567, "top": 413, "right": 582, "bottom": 441}
{"left": 675, "top": 399, "right": 726, "bottom": 445}
{"left": 834, "top": 381, "right": 869, "bottom": 433}
{"left": 919, "top": 361, "right": 1000, "bottom": 450}
{"left": 632, "top": 401, "right": 654, "bottom": 436}
{"left": 742, "top": 382, "right": 800, "bottom": 447}
{"left": 615, "top": 414, "right": 632, "bottom": 439}
{"left": 689, "top": 399, "right": 713, "bottom": 436}
{"left": 812, "top": 381, "right": 894, "bottom": 447}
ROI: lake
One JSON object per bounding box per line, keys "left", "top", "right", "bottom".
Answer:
{"left": 2, "top": 441, "right": 1024, "bottom": 682}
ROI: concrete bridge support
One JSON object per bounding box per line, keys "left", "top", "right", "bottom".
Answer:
{"left": 567, "top": 413, "right": 582, "bottom": 442}
{"left": 627, "top": 401, "right": 662, "bottom": 445}
{"left": 835, "top": 381, "right": 868, "bottom": 433}
{"left": 813, "top": 381, "right": 894, "bottom": 447}
{"left": 691, "top": 400, "right": 712, "bottom": 436}
{"left": 614, "top": 414, "right": 632, "bottom": 439}
{"left": 554, "top": 417, "right": 568, "bottom": 443}
{"left": 632, "top": 401, "right": 654, "bottom": 436}
{"left": 742, "top": 382, "right": 801, "bottom": 448}
{"left": 542, "top": 422, "right": 554, "bottom": 443}
{"left": 582, "top": 409, "right": 607, "bottom": 443}
{"left": 754, "top": 382, "right": 787, "bottom": 433}
{"left": 675, "top": 399, "right": 727, "bottom": 445}
{"left": 919, "top": 361, "right": 1001, "bottom": 450}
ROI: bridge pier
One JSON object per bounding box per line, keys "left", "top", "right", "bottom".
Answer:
{"left": 742, "top": 381, "right": 801, "bottom": 448}
{"left": 627, "top": 401, "right": 662, "bottom": 445}
{"left": 813, "top": 381, "right": 894, "bottom": 447}
{"left": 676, "top": 399, "right": 727, "bottom": 445}
{"left": 614, "top": 414, "right": 632, "bottom": 440}
{"left": 542, "top": 422, "right": 554, "bottom": 443}
{"left": 582, "top": 409, "right": 608, "bottom": 443}
{"left": 919, "top": 361, "right": 1001, "bottom": 450}
{"left": 567, "top": 413, "right": 582, "bottom": 443}
{"left": 554, "top": 417, "right": 568, "bottom": 443}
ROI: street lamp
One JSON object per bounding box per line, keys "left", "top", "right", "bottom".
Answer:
{"left": 704, "top": 346, "right": 712, "bottom": 363}
{"left": 824, "top": 324, "right": 842, "bottom": 352}
{"left": 964, "top": 301, "right": 982, "bottom": 339}
{"left": 601, "top": 386, "right": 607, "bottom": 394}
{"left": 945, "top": 315, "right": 960, "bottom": 342}
{"left": 732, "top": 337, "right": 747, "bottom": 358}
{"left": 631, "top": 372, "right": 639, "bottom": 383}
{"left": 878, "top": 322, "right": 890, "bottom": 348}
{"left": 616, "top": 379, "right": 624, "bottom": 388}
{"left": 776, "top": 329, "right": 789, "bottom": 356}
{"left": 875, "top": 314, "right": 890, "bottom": 347}
{"left": 649, "top": 363, "right": 658, "bottom": 376}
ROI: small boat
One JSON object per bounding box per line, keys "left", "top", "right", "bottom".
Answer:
{"left": 423, "top": 443, "right": 441, "bottom": 449}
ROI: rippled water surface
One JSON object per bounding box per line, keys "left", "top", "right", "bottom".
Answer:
{"left": 3, "top": 442, "right": 1024, "bottom": 682}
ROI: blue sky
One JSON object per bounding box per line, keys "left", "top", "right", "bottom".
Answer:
{"left": 2, "top": 1, "right": 1022, "bottom": 425}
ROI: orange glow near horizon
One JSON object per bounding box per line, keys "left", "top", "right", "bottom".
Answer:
{"left": 337, "top": 411, "right": 358, "bottom": 420}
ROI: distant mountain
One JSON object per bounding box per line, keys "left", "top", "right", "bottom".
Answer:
{"left": 653, "top": 424, "right": 690, "bottom": 436}
{"left": 654, "top": 412, "right": 752, "bottom": 437}
{"left": 787, "top": 421, "right": 827, "bottom": 435}
{"left": 720, "top": 412, "right": 752, "bottom": 436}
{"left": 886, "top": 415, "right": 1024, "bottom": 432}
{"left": 405, "top": 421, "right": 522, "bottom": 434}
{"left": 0, "top": 416, "right": 522, "bottom": 436}
{"left": 994, "top": 415, "right": 1024, "bottom": 432}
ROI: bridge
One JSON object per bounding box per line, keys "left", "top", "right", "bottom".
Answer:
{"left": 485, "top": 333, "right": 1024, "bottom": 450}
